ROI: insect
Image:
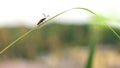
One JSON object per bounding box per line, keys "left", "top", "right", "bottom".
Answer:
{"left": 37, "top": 13, "right": 49, "bottom": 25}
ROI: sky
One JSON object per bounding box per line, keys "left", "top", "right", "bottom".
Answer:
{"left": 0, "top": 0, "right": 120, "bottom": 27}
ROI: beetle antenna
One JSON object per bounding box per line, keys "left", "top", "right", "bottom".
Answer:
{"left": 42, "top": 13, "right": 46, "bottom": 18}
{"left": 42, "top": 13, "right": 49, "bottom": 18}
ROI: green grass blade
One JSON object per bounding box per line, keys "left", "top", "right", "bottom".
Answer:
{"left": 105, "top": 23, "right": 120, "bottom": 40}
{"left": 0, "top": 27, "right": 36, "bottom": 54}
{"left": 0, "top": 7, "right": 96, "bottom": 55}
{"left": 85, "top": 28, "right": 99, "bottom": 68}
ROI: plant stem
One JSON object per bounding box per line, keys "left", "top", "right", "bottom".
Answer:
{"left": 0, "top": 7, "right": 96, "bottom": 55}
{"left": 0, "top": 27, "right": 37, "bottom": 55}
{"left": 85, "top": 27, "right": 99, "bottom": 68}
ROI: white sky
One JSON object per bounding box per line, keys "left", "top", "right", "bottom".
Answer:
{"left": 0, "top": 0, "right": 120, "bottom": 27}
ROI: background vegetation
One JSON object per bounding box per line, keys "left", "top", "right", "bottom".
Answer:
{"left": 0, "top": 22, "right": 120, "bottom": 60}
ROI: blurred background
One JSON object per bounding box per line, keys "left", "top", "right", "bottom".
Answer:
{"left": 0, "top": 0, "right": 120, "bottom": 68}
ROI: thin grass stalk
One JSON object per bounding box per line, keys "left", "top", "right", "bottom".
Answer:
{"left": 0, "top": 7, "right": 96, "bottom": 55}
{"left": 85, "top": 26, "right": 99, "bottom": 68}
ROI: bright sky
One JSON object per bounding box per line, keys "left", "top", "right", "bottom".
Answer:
{"left": 0, "top": 0, "right": 120, "bottom": 27}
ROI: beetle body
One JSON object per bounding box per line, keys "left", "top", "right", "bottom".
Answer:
{"left": 37, "top": 18, "right": 46, "bottom": 25}
{"left": 37, "top": 13, "right": 49, "bottom": 25}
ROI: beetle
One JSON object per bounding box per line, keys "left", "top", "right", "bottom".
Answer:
{"left": 37, "top": 13, "right": 49, "bottom": 25}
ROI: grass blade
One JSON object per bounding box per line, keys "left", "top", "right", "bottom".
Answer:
{"left": 0, "top": 7, "right": 96, "bottom": 55}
